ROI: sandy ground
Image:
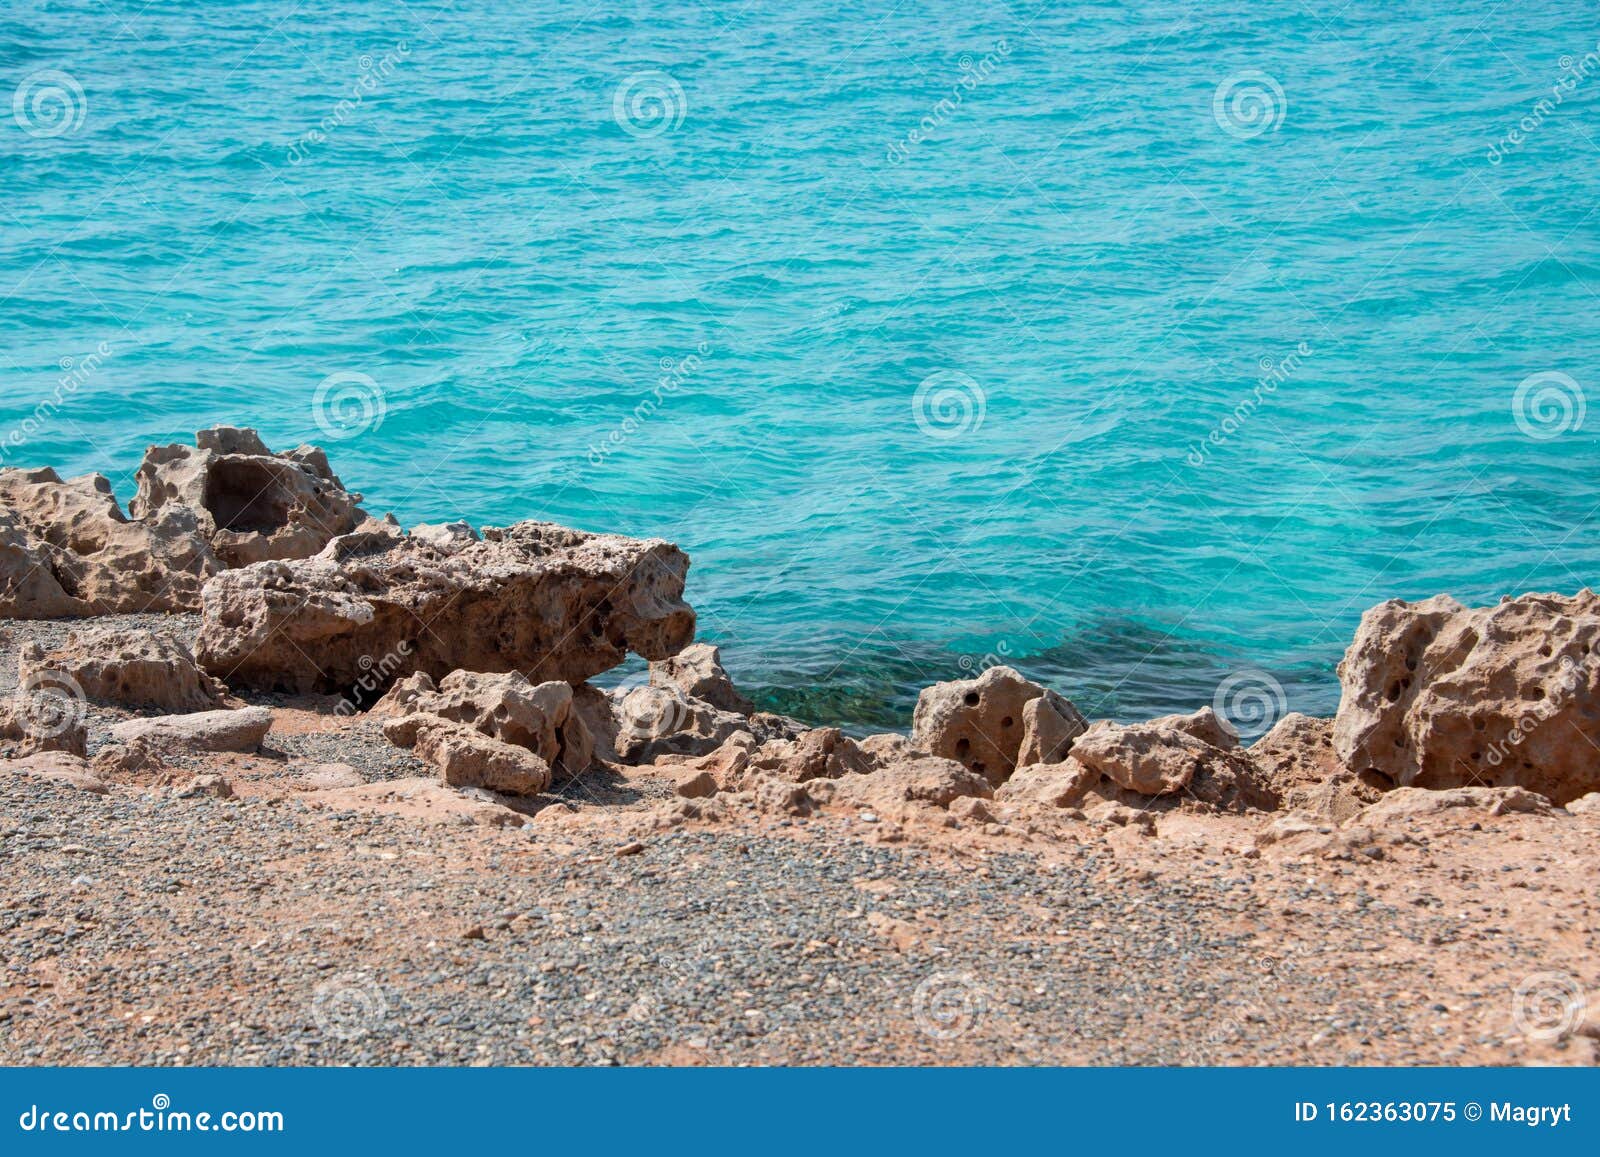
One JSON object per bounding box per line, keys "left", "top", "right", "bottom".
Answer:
{"left": 1, "top": 617, "right": 1596, "bottom": 1067}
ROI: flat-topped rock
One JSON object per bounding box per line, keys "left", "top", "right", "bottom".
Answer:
{"left": 195, "top": 520, "right": 695, "bottom": 695}
{"left": 19, "top": 626, "right": 228, "bottom": 712}
{"left": 109, "top": 706, "right": 271, "bottom": 752}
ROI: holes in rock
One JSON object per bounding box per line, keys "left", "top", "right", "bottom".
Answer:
{"left": 203, "top": 461, "right": 293, "bottom": 534}
{"left": 955, "top": 737, "right": 971, "bottom": 755}
{"left": 963, "top": 691, "right": 980, "bottom": 708}
{"left": 1001, "top": 716, "right": 1014, "bottom": 728}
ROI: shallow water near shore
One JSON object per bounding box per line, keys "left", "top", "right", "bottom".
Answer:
{"left": 4, "top": 1, "right": 1599, "bottom": 730}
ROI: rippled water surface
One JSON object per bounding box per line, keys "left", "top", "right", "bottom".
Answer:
{"left": 4, "top": 1, "right": 1599, "bottom": 729}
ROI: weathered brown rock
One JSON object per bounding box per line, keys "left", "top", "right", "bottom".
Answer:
{"left": 605, "top": 684, "right": 801, "bottom": 764}
{"left": 109, "top": 706, "right": 271, "bottom": 753}
{"left": 649, "top": 643, "right": 754, "bottom": 714}
{"left": 18, "top": 628, "right": 227, "bottom": 712}
{"left": 910, "top": 666, "right": 1086, "bottom": 786}
{"left": 1354, "top": 785, "right": 1557, "bottom": 823}
{"left": 995, "top": 758, "right": 1101, "bottom": 809}
{"left": 0, "top": 752, "right": 109, "bottom": 794}
{"left": 1333, "top": 591, "right": 1600, "bottom": 804}
{"left": 375, "top": 670, "right": 593, "bottom": 775}
{"left": 0, "top": 673, "right": 87, "bottom": 758}
{"left": 1250, "top": 713, "right": 1340, "bottom": 790}
{"left": 836, "top": 755, "right": 994, "bottom": 810}
{"left": 195, "top": 521, "right": 696, "bottom": 695}
{"left": 0, "top": 468, "right": 219, "bottom": 615}
{"left": 1015, "top": 693, "right": 1089, "bottom": 766}
{"left": 743, "top": 727, "right": 875, "bottom": 783}
{"left": 410, "top": 717, "right": 552, "bottom": 796}
{"left": 130, "top": 427, "right": 371, "bottom": 568}
{"left": 1069, "top": 707, "right": 1276, "bottom": 810}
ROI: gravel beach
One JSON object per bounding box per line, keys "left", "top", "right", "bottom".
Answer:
{"left": 2, "top": 617, "right": 1596, "bottom": 1067}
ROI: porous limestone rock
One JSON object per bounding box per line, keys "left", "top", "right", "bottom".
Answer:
{"left": 603, "top": 683, "right": 801, "bottom": 764}
{"left": 130, "top": 427, "right": 371, "bottom": 568}
{"left": 0, "top": 692, "right": 87, "bottom": 759}
{"left": 1015, "top": 692, "right": 1090, "bottom": 766}
{"left": 835, "top": 755, "right": 994, "bottom": 811}
{"left": 195, "top": 521, "right": 696, "bottom": 695}
{"left": 743, "top": 727, "right": 875, "bottom": 784}
{"left": 0, "top": 468, "right": 218, "bottom": 615}
{"left": 649, "top": 642, "right": 754, "bottom": 714}
{"left": 1068, "top": 707, "right": 1276, "bottom": 810}
{"left": 411, "top": 717, "right": 552, "bottom": 796}
{"left": 18, "top": 628, "right": 227, "bottom": 712}
{"left": 995, "top": 759, "right": 1101, "bottom": 809}
{"left": 1333, "top": 591, "right": 1600, "bottom": 804}
{"left": 910, "top": 665, "right": 1086, "bottom": 786}
{"left": 1353, "top": 785, "right": 1557, "bottom": 823}
{"left": 109, "top": 706, "right": 271, "bottom": 753}
{"left": 376, "top": 669, "right": 593, "bottom": 775}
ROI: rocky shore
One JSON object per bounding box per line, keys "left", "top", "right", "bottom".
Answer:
{"left": 1, "top": 430, "right": 1596, "bottom": 1065}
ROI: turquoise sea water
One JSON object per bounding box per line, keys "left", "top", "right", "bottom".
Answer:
{"left": 3, "top": 1, "right": 1599, "bottom": 730}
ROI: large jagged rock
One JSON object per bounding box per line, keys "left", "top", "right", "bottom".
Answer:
{"left": 1251, "top": 713, "right": 1383, "bottom": 822}
{"left": 649, "top": 643, "right": 754, "bottom": 714}
{"left": 995, "top": 759, "right": 1101, "bottom": 809}
{"left": 195, "top": 521, "right": 696, "bottom": 695}
{"left": 600, "top": 683, "right": 802, "bottom": 764}
{"left": 18, "top": 627, "right": 228, "bottom": 712}
{"left": 0, "top": 427, "right": 372, "bottom": 618}
{"left": 130, "top": 427, "right": 371, "bottom": 568}
{"left": 910, "top": 666, "right": 1087, "bottom": 786}
{"left": 1068, "top": 707, "right": 1277, "bottom": 810}
{"left": 1333, "top": 591, "right": 1600, "bottom": 805}
{"left": 376, "top": 669, "right": 593, "bottom": 776}
{"left": 410, "top": 717, "right": 552, "bottom": 796}
{"left": 0, "top": 468, "right": 219, "bottom": 615}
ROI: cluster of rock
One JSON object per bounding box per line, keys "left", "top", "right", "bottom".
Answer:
{"left": 4, "top": 427, "right": 1599, "bottom": 825}
{"left": 0, "top": 428, "right": 372, "bottom": 617}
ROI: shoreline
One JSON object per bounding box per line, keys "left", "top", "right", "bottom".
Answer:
{"left": 1, "top": 429, "right": 1597, "bottom": 1066}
